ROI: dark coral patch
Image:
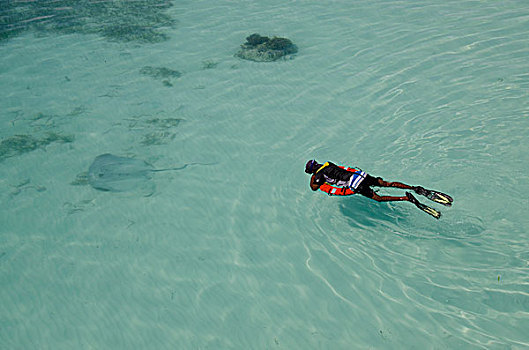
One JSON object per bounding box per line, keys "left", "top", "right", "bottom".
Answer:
{"left": 236, "top": 33, "right": 297, "bottom": 62}
{"left": 0, "top": 133, "right": 74, "bottom": 161}
{"left": 0, "top": 0, "right": 175, "bottom": 43}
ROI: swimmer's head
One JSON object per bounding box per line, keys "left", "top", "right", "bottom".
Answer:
{"left": 305, "top": 160, "right": 320, "bottom": 174}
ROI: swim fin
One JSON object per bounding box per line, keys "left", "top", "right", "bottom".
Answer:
{"left": 413, "top": 186, "right": 453, "bottom": 207}
{"left": 406, "top": 192, "right": 441, "bottom": 220}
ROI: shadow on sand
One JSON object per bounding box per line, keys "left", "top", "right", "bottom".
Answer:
{"left": 337, "top": 196, "right": 410, "bottom": 229}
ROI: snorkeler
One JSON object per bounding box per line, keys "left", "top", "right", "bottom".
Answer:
{"left": 304, "top": 160, "right": 453, "bottom": 219}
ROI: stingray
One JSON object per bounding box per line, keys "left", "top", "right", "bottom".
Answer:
{"left": 72, "top": 153, "right": 207, "bottom": 196}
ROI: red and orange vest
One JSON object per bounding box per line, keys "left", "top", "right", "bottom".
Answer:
{"left": 315, "top": 162, "right": 366, "bottom": 196}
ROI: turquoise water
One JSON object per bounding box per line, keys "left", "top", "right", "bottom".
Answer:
{"left": 1, "top": 0, "right": 529, "bottom": 348}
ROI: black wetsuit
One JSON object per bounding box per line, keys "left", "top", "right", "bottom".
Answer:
{"left": 314, "top": 162, "right": 381, "bottom": 198}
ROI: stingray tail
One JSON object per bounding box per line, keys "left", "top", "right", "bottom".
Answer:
{"left": 153, "top": 162, "right": 217, "bottom": 172}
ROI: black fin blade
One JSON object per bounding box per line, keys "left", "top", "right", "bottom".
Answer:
{"left": 414, "top": 187, "right": 453, "bottom": 207}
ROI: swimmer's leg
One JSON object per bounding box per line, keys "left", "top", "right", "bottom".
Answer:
{"left": 370, "top": 193, "right": 409, "bottom": 202}
{"left": 375, "top": 177, "right": 414, "bottom": 190}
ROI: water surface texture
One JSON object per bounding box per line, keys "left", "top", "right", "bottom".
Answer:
{"left": 1, "top": 0, "right": 529, "bottom": 348}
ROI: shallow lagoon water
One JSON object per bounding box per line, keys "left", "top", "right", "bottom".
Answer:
{"left": 1, "top": 0, "right": 529, "bottom": 348}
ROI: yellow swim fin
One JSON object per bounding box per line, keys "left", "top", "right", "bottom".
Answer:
{"left": 406, "top": 192, "right": 442, "bottom": 220}
{"left": 414, "top": 186, "right": 453, "bottom": 207}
